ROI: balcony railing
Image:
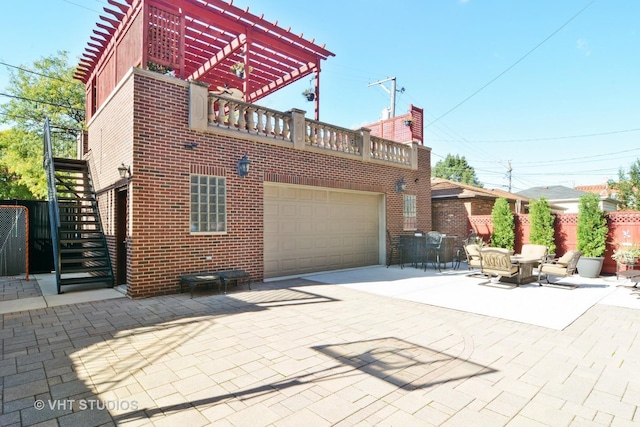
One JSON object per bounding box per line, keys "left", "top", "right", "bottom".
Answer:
{"left": 189, "top": 82, "right": 417, "bottom": 169}
{"left": 208, "top": 96, "right": 292, "bottom": 141}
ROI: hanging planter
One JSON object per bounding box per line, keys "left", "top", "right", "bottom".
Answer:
{"left": 302, "top": 88, "right": 315, "bottom": 102}
{"left": 230, "top": 62, "right": 253, "bottom": 79}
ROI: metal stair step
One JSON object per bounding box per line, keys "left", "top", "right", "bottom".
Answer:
{"left": 60, "top": 265, "right": 112, "bottom": 274}
{"left": 59, "top": 275, "right": 114, "bottom": 287}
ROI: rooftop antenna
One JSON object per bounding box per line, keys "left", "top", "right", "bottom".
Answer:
{"left": 368, "top": 77, "right": 404, "bottom": 118}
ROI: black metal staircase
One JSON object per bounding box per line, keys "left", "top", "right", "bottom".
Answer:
{"left": 44, "top": 119, "right": 114, "bottom": 293}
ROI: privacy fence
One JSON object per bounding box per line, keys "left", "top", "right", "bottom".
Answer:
{"left": 469, "top": 210, "right": 640, "bottom": 275}
{"left": 0, "top": 205, "right": 29, "bottom": 278}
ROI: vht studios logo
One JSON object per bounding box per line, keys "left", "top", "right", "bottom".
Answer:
{"left": 34, "top": 399, "right": 139, "bottom": 411}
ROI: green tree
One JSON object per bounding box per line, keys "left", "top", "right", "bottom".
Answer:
{"left": 432, "top": 154, "right": 483, "bottom": 187}
{"left": 0, "top": 130, "right": 38, "bottom": 198}
{"left": 0, "top": 51, "right": 84, "bottom": 198}
{"left": 577, "top": 193, "right": 608, "bottom": 258}
{"left": 491, "top": 197, "right": 515, "bottom": 250}
{"left": 607, "top": 159, "right": 640, "bottom": 210}
{"left": 528, "top": 196, "right": 556, "bottom": 254}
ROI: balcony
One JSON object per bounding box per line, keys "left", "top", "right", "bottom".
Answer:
{"left": 189, "top": 82, "right": 417, "bottom": 170}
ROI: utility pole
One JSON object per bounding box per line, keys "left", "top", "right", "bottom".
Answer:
{"left": 506, "top": 161, "right": 513, "bottom": 193}
{"left": 368, "top": 77, "right": 404, "bottom": 118}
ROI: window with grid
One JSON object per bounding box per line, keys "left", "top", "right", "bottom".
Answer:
{"left": 403, "top": 194, "right": 417, "bottom": 230}
{"left": 190, "top": 175, "right": 226, "bottom": 233}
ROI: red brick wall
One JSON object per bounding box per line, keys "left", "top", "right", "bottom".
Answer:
{"left": 89, "top": 70, "right": 431, "bottom": 298}
{"left": 432, "top": 199, "right": 468, "bottom": 247}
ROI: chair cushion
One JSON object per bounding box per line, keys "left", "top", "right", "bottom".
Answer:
{"left": 556, "top": 251, "right": 575, "bottom": 267}
{"left": 520, "top": 244, "right": 548, "bottom": 261}
{"left": 541, "top": 264, "right": 570, "bottom": 276}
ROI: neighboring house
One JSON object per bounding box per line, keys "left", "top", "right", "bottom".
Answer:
{"left": 516, "top": 185, "right": 618, "bottom": 213}
{"left": 430, "top": 177, "right": 529, "bottom": 245}
{"left": 575, "top": 183, "right": 621, "bottom": 206}
{"left": 58, "top": 0, "right": 431, "bottom": 298}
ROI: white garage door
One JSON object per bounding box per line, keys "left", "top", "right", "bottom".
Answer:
{"left": 264, "top": 184, "right": 382, "bottom": 278}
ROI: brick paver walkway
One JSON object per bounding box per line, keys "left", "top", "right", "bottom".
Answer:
{"left": 0, "top": 277, "right": 41, "bottom": 302}
{"left": 1, "top": 277, "right": 639, "bottom": 426}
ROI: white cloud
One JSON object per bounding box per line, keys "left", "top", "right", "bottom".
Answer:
{"left": 577, "top": 38, "right": 592, "bottom": 56}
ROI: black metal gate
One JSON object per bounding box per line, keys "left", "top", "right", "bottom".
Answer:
{"left": 0, "top": 200, "right": 53, "bottom": 274}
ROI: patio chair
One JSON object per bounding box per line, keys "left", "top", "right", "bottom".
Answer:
{"left": 423, "top": 231, "right": 443, "bottom": 271}
{"left": 386, "top": 230, "right": 406, "bottom": 269}
{"left": 478, "top": 247, "right": 519, "bottom": 288}
{"left": 518, "top": 244, "right": 548, "bottom": 267}
{"left": 463, "top": 244, "right": 482, "bottom": 271}
{"left": 537, "top": 250, "right": 582, "bottom": 289}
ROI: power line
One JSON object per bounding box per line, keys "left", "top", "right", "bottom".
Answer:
{"left": 0, "top": 111, "right": 82, "bottom": 132}
{"left": 0, "top": 93, "right": 83, "bottom": 112}
{"left": 427, "top": 127, "right": 640, "bottom": 144}
{"left": 0, "top": 60, "right": 72, "bottom": 84}
{"left": 426, "top": 0, "right": 597, "bottom": 128}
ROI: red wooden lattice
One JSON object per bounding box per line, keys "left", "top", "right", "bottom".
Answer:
{"left": 147, "top": 5, "right": 181, "bottom": 70}
{"left": 75, "top": 0, "right": 335, "bottom": 121}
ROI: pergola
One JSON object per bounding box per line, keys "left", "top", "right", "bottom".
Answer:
{"left": 75, "top": 0, "right": 334, "bottom": 120}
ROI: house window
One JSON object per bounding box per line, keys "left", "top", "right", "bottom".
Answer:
{"left": 403, "top": 194, "right": 417, "bottom": 230}
{"left": 190, "top": 175, "right": 226, "bottom": 233}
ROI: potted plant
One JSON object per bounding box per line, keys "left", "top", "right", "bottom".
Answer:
{"left": 230, "top": 62, "right": 252, "bottom": 79}
{"left": 576, "top": 193, "right": 608, "bottom": 278}
{"left": 302, "top": 88, "right": 315, "bottom": 102}
{"left": 611, "top": 243, "right": 640, "bottom": 265}
{"left": 528, "top": 196, "right": 556, "bottom": 257}
{"left": 491, "top": 197, "right": 515, "bottom": 251}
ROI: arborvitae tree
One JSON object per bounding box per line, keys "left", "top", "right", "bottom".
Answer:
{"left": 491, "top": 197, "right": 515, "bottom": 250}
{"left": 528, "top": 196, "right": 556, "bottom": 254}
{"left": 577, "top": 193, "right": 608, "bottom": 258}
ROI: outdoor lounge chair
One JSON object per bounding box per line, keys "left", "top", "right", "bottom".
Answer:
{"left": 463, "top": 244, "right": 482, "bottom": 271}
{"left": 537, "top": 250, "right": 582, "bottom": 289}
{"left": 478, "top": 247, "right": 520, "bottom": 288}
{"left": 518, "top": 244, "right": 548, "bottom": 266}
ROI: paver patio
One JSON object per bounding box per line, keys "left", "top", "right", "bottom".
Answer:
{"left": 1, "top": 266, "right": 639, "bottom": 426}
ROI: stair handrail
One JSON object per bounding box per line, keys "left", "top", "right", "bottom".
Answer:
{"left": 43, "top": 118, "right": 61, "bottom": 290}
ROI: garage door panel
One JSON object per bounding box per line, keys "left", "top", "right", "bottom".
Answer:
{"left": 264, "top": 184, "right": 381, "bottom": 278}
{"left": 298, "top": 222, "right": 314, "bottom": 233}
{"left": 314, "top": 238, "right": 328, "bottom": 249}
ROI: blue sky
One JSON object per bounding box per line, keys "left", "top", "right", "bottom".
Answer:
{"left": 1, "top": 0, "right": 639, "bottom": 191}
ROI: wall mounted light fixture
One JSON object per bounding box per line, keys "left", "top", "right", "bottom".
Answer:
{"left": 184, "top": 142, "right": 198, "bottom": 149}
{"left": 118, "top": 163, "right": 131, "bottom": 179}
{"left": 395, "top": 177, "right": 406, "bottom": 193}
{"left": 237, "top": 154, "right": 250, "bottom": 178}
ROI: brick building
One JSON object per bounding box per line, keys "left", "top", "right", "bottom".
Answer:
{"left": 70, "top": 0, "right": 431, "bottom": 297}
{"left": 430, "top": 177, "right": 529, "bottom": 246}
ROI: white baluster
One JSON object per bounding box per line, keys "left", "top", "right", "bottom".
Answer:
{"left": 265, "top": 112, "right": 273, "bottom": 135}
{"left": 217, "top": 99, "right": 226, "bottom": 127}
{"left": 273, "top": 115, "right": 281, "bottom": 138}
{"left": 256, "top": 109, "right": 264, "bottom": 135}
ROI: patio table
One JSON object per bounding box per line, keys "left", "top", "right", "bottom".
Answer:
{"left": 499, "top": 256, "right": 538, "bottom": 285}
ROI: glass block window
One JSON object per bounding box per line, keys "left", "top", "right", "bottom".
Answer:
{"left": 190, "top": 175, "right": 226, "bottom": 233}
{"left": 403, "top": 194, "right": 417, "bottom": 230}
